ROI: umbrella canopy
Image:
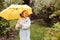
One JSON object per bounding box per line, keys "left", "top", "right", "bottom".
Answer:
{"left": 0, "top": 4, "right": 32, "bottom": 20}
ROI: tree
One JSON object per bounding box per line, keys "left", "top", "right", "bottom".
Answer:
{"left": 0, "top": 17, "right": 10, "bottom": 35}
{"left": 0, "top": 0, "right": 10, "bottom": 35}
{"left": 0, "top": 0, "right": 4, "bottom": 11}
{"left": 33, "top": 0, "right": 60, "bottom": 27}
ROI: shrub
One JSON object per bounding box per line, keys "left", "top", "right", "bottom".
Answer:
{"left": 0, "top": 17, "right": 10, "bottom": 35}
{"left": 33, "top": 0, "right": 60, "bottom": 27}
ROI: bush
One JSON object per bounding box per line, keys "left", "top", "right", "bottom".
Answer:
{"left": 0, "top": 17, "right": 10, "bottom": 35}
{"left": 33, "top": 0, "right": 60, "bottom": 27}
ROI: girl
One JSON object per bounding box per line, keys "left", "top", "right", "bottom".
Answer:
{"left": 15, "top": 10, "right": 31, "bottom": 40}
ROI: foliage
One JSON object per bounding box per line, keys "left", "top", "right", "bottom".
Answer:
{"left": 0, "top": 0, "right": 25, "bottom": 35}
{"left": 0, "top": 17, "right": 10, "bottom": 35}
{"left": 44, "top": 23, "right": 60, "bottom": 40}
{"left": 33, "top": 0, "right": 60, "bottom": 27}
{"left": 14, "top": 24, "right": 60, "bottom": 40}
{"left": 14, "top": 24, "right": 47, "bottom": 40}
{"left": 0, "top": 0, "right": 4, "bottom": 11}
{"left": 34, "top": 0, "right": 52, "bottom": 15}
{"left": 19, "top": 0, "right": 24, "bottom": 4}
{"left": 54, "top": 0, "right": 60, "bottom": 10}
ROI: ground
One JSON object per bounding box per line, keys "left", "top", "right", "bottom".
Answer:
{"left": 14, "top": 24, "right": 47, "bottom": 40}
{"left": 0, "top": 20, "right": 60, "bottom": 40}
{"left": 14, "top": 23, "right": 60, "bottom": 40}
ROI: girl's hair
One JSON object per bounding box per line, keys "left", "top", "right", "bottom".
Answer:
{"left": 20, "top": 10, "right": 28, "bottom": 17}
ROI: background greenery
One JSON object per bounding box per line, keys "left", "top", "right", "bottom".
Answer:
{"left": 14, "top": 23, "right": 60, "bottom": 40}
{"left": 0, "top": 0, "right": 60, "bottom": 40}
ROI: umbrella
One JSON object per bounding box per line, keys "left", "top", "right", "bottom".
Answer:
{"left": 0, "top": 4, "right": 32, "bottom": 20}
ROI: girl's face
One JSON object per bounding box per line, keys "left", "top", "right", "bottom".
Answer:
{"left": 21, "top": 11, "right": 29, "bottom": 18}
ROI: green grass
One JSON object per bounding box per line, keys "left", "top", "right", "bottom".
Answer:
{"left": 14, "top": 24, "right": 46, "bottom": 40}
{"left": 15, "top": 33, "right": 20, "bottom": 40}
{"left": 31, "top": 24, "right": 46, "bottom": 40}
{"left": 10, "top": 20, "right": 60, "bottom": 40}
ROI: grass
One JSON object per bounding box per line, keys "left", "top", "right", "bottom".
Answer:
{"left": 10, "top": 20, "right": 60, "bottom": 40}
{"left": 14, "top": 24, "right": 47, "bottom": 40}
{"left": 15, "top": 34, "right": 20, "bottom": 40}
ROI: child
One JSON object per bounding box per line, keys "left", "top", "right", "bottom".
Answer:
{"left": 15, "top": 10, "right": 31, "bottom": 40}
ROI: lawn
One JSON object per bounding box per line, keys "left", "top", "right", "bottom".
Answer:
{"left": 10, "top": 20, "right": 60, "bottom": 40}
{"left": 14, "top": 24, "right": 47, "bottom": 40}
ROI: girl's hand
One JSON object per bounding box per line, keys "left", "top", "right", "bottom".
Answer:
{"left": 18, "top": 22, "right": 22, "bottom": 28}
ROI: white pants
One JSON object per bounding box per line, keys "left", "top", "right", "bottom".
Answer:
{"left": 19, "top": 29, "right": 30, "bottom": 40}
